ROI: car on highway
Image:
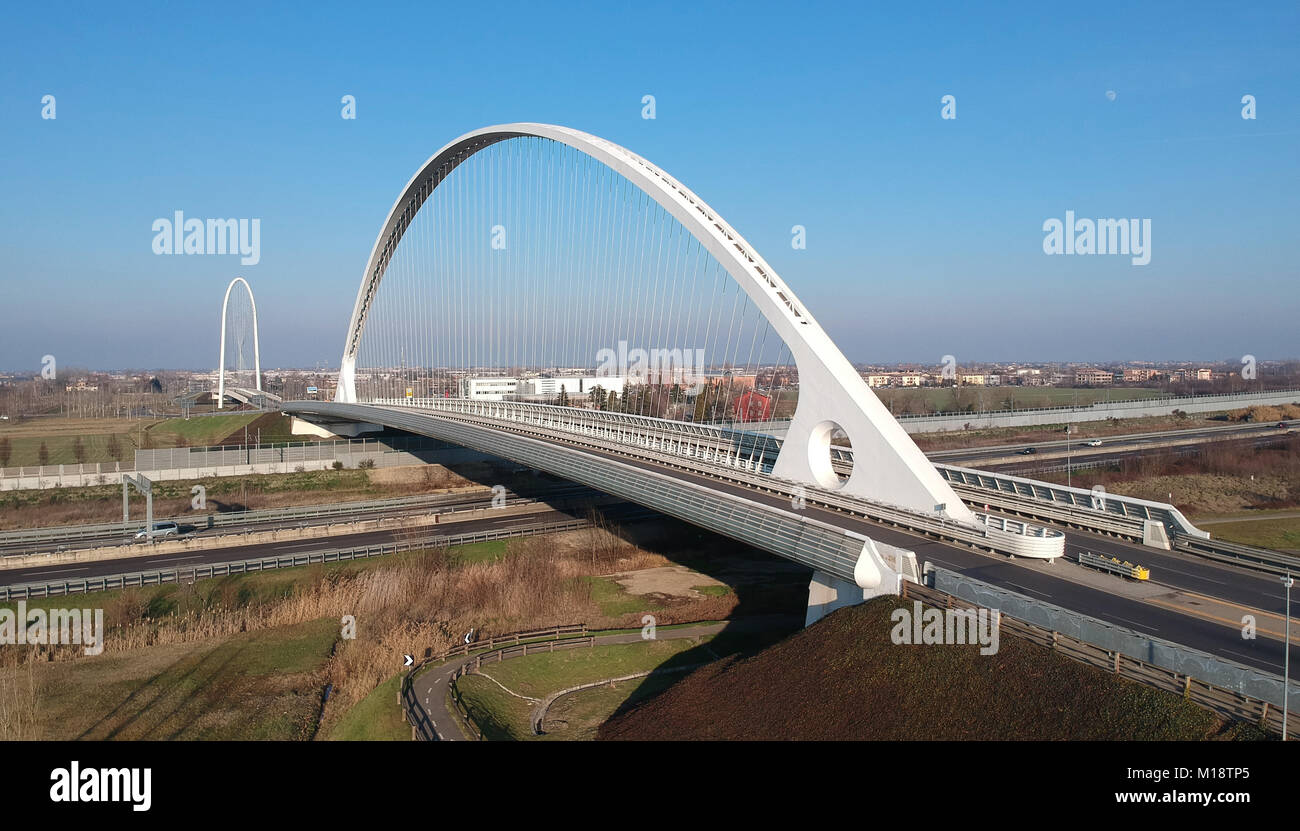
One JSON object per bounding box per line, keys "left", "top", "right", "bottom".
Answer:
{"left": 1083, "top": 439, "right": 1103, "bottom": 447}
{"left": 134, "top": 521, "right": 181, "bottom": 540}
{"left": 1277, "top": 421, "right": 1290, "bottom": 429}
{"left": 1019, "top": 447, "right": 1037, "bottom": 455}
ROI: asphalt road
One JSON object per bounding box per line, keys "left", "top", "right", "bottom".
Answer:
{"left": 0, "top": 483, "right": 596, "bottom": 558}
{"left": 0, "top": 502, "right": 650, "bottom": 586}
{"left": 928, "top": 422, "right": 1292, "bottom": 466}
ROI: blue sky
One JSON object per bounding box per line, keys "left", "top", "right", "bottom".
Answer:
{"left": 1, "top": 0, "right": 1297, "bottom": 370}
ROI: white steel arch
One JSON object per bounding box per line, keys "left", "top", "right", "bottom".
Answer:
{"left": 217, "top": 276, "right": 261, "bottom": 409}
{"left": 337, "top": 123, "right": 972, "bottom": 520}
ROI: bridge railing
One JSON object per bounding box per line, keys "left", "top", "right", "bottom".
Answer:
{"left": 300, "top": 401, "right": 1065, "bottom": 562}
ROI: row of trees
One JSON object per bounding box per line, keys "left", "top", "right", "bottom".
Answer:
{"left": 0, "top": 435, "right": 132, "bottom": 469}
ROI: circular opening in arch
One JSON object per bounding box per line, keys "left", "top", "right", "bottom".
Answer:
{"left": 807, "top": 420, "right": 853, "bottom": 490}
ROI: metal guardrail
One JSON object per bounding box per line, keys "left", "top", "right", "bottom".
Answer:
{"left": 402, "top": 624, "right": 590, "bottom": 741}
{"left": 909, "top": 573, "right": 1298, "bottom": 739}
{"left": 0, "top": 485, "right": 587, "bottom": 550}
{"left": 1172, "top": 535, "right": 1300, "bottom": 577}
{"left": 0, "top": 518, "right": 597, "bottom": 601}
{"left": 1078, "top": 551, "right": 1149, "bottom": 581}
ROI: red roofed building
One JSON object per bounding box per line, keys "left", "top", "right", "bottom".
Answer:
{"left": 733, "top": 390, "right": 773, "bottom": 422}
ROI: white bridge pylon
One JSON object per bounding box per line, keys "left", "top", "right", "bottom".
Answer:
{"left": 217, "top": 276, "right": 262, "bottom": 409}
{"left": 335, "top": 123, "right": 974, "bottom": 522}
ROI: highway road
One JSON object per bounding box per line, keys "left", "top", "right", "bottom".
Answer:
{"left": 927, "top": 421, "right": 1294, "bottom": 466}
{"left": 0, "top": 483, "right": 598, "bottom": 559}
{"left": 0, "top": 502, "right": 652, "bottom": 586}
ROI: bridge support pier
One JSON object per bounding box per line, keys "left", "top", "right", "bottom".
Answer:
{"left": 806, "top": 571, "right": 877, "bottom": 627}
{"left": 805, "top": 536, "right": 919, "bottom": 626}
{"left": 290, "top": 416, "right": 383, "bottom": 439}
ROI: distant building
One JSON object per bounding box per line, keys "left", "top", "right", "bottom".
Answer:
{"left": 733, "top": 390, "right": 773, "bottom": 422}
{"left": 1074, "top": 369, "right": 1115, "bottom": 386}
{"left": 1122, "top": 368, "right": 1161, "bottom": 383}
{"left": 459, "top": 377, "right": 519, "bottom": 400}
{"left": 517, "top": 376, "right": 626, "bottom": 397}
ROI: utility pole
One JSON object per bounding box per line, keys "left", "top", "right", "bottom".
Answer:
{"left": 1066, "top": 424, "right": 1072, "bottom": 489}
{"left": 1285, "top": 571, "right": 1294, "bottom": 740}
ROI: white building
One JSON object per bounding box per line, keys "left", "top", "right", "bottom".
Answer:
{"left": 459, "top": 375, "right": 629, "bottom": 401}
{"left": 517, "top": 376, "right": 627, "bottom": 397}
{"left": 459, "top": 377, "right": 519, "bottom": 400}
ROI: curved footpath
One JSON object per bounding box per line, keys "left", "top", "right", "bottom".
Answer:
{"left": 412, "top": 617, "right": 793, "bottom": 740}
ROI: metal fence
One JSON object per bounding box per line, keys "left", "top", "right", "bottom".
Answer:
{"left": 133, "top": 435, "right": 456, "bottom": 471}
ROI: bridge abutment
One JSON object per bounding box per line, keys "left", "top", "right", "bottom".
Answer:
{"left": 805, "top": 536, "right": 919, "bottom": 626}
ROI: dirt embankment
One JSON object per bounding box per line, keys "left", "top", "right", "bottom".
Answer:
{"left": 598, "top": 597, "right": 1259, "bottom": 741}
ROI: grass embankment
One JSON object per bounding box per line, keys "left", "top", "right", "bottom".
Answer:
{"left": 0, "top": 412, "right": 298, "bottom": 468}
{"left": 1194, "top": 513, "right": 1300, "bottom": 552}
{"left": 0, "top": 517, "right": 798, "bottom": 740}
{"left": 597, "top": 597, "right": 1266, "bottom": 741}
{"left": 9, "top": 617, "right": 338, "bottom": 740}
{"left": 326, "top": 673, "right": 408, "bottom": 741}
{"left": 457, "top": 627, "right": 788, "bottom": 741}
{"left": 1051, "top": 432, "right": 1300, "bottom": 517}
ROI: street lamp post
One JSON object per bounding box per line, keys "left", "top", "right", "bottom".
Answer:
{"left": 1284, "top": 572, "right": 1294, "bottom": 741}
{"left": 1066, "top": 425, "right": 1072, "bottom": 489}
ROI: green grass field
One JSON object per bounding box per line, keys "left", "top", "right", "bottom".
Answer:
{"left": 1200, "top": 517, "right": 1300, "bottom": 552}
{"left": 455, "top": 637, "right": 711, "bottom": 740}
{"left": 326, "top": 673, "right": 409, "bottom": 741}
{"left": 0, "top": 413, "right": 299, "bottom": 467}
{"left": 448, "top": 539, "right": 509, "bottom": 565}
{"left": 14, "top": 617, "right": 337, "bottom": 740}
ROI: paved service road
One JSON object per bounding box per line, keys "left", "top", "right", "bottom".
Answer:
{"left": 412, "top": 617, "right": 796, "bottom": 740}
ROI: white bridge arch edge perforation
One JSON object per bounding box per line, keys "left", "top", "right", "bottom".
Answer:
{"left": 335, "top": 122, "right": 973, "bottom": 521}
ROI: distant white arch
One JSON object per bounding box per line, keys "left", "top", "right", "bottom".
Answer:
{"left": 217, "top": 276, "right": 261, "bottom": 409}
{"left": 336, "top": 123, "right": 972, "bottom": 520}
